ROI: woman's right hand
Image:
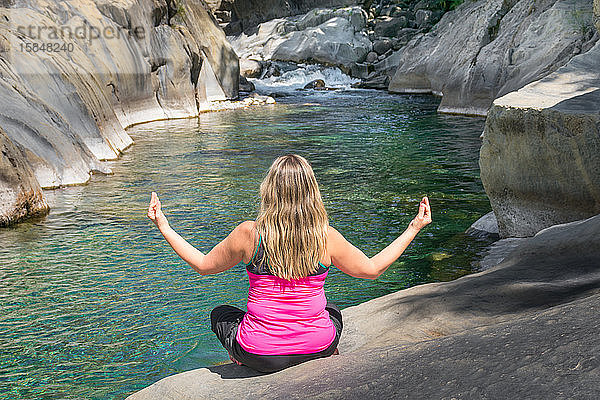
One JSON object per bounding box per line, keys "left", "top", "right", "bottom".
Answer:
{"left": 148, "top": 192, "right": 169, "bottom": 231}
{"left": 410, "top": 196, "right": 432, "bottom": 231}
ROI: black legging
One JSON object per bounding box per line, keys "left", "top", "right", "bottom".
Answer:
{"left": 210, "top": 303, "right": 343, "bottom": 373}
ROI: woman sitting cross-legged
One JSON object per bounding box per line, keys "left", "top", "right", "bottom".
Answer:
{"left": 147, "top": 154, "right": 431, "bottom": 373}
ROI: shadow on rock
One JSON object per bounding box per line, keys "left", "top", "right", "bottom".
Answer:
{"left": 206, "top": 363, "right": 269, "bottom": 379}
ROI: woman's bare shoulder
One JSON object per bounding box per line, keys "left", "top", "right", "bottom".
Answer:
{"left": 327, "top": 225, "right": 345, "bottom": 242}
{"left": 234, "top": 220, "right": 257, "bottom": 243}
{"left": 236, "top": 221, "right": 257, "bottom": 263}
{"left": 237, "top": 220, "right": 256, "bottom": 232}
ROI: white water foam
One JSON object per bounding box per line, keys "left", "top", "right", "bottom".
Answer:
{"left": 251, "top": 63, "right": 359, "bottom": 94}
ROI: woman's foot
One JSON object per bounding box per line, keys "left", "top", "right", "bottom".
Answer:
{"left": 229, "top": 353, "right": 242, "bottom": 366}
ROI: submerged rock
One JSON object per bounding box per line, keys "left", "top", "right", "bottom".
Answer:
{"left": 480, "top": 40, "right": 600, "bottom": 237}
{"left": 303, "top": 79, "right": 326, "bottom": 89}
{"left": 389, "top": 0, "right": 598, "bottom": 116}
{"left": 465, "top": 211, "right": 499, "bottom": 239}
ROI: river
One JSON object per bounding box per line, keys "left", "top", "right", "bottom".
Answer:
{"left": 0, "top": 74, "right": 490, "bottom": 399}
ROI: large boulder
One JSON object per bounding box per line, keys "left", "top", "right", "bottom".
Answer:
{"left": 271, "top": 16, "right": 371, "bottom": 70}
{"left": 480, "top": 40, "right": 600, "bottom": 237}
{"left": 240, "top": 58, "right": 263, "bottom": 78}
{"left": 0, "top": 0, "right": 238, "bottom": 195}
{"left": 0, "top": 127, "right": 48, "bottom": 226}
{"left": 373, "top": 16, "right": 407, "bottom": 37}
{"left": 229, "top": 7, "right": 371, "bottom": 71}
{"left": 127, "top": 213, "right": 600, "bottom": 399}
{"left": 389, "top": 0, "right": 598, "bottom": 116}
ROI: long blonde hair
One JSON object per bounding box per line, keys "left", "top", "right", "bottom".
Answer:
{"left": 255, "top": 154, "right": 328, "bottom": 280}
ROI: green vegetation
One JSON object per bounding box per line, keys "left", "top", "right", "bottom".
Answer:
{"left": 568, "top": 6, "right": 595, "bottom": 39}
{"left": 437, "top": 0, "right": 464, "bottom": 11}
{"left": 394, "top": 0, "right": 465, "bottom": 12}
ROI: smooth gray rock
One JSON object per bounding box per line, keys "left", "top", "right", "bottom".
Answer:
{"left": 373, "top": 15, "right": 407, "bottom": 37}
{"left": 0, "top": 0, "right": 239, "bottom": 225}
{"left": 354, "top": 74, "right": 389, "bottom": 89}
{"left": 239, "top": 75, "right": 255, "bottom": 92}
{"left": 240, "top": 58, "right": 263, "bottom": 78}
{"left": 0, "top": 0, "right": 238, "bottom": 220}
{"left": 0, "top": 127, "right": 48, "bottom": 226}
{"left": 365, "top": 51, "right": 378, "bottom": 63}
{"left": 294, "top": 6, "right": 367, "bottom": 31}
{"left": 465, "top": 211, "right": 499, "bottom": 239}
{"left": 230, "top": 7, "right": 372, "bottom": 71}
{"left": 414, "top": 9, "right": 432, "bottom": 28}
{"left": 480, "top": 40, "right": 600, "bottom": 237}
{"left": 372, "top": 49, "right": 403, "bottom": 78}
{"left": 127, "top": 214, "right": 600, "bottom": 399}
{"left": 372, "top": 38, "right": 392, "bottom": 55}
{"left": 349, "top": 62, "right": 369, "bottom": 79}
{"left": 389, "top": 0, "right": 598, "bottom": 116}
{"left": 271, "top": 17, "right": 371, "bottom": 69}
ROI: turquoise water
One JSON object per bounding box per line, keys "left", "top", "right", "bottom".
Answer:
{"left": 0, "top": 90, "right": 490, "bottom": 399}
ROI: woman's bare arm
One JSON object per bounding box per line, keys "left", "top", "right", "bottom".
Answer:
{"left": 328, "top": 197, "right": 432, "bottom": 279}
{"left": 147, "top": 192, "right": 254, "bottom": 275}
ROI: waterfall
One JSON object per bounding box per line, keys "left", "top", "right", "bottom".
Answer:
{"left": 251, "top": 63, "right": 359, "bottom": 94}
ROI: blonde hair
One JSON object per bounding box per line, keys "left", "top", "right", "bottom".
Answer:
{"left": 255, "top": 154, "right": 328, "bottom": 280}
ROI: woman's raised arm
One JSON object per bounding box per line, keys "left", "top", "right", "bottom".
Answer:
{"left": 147, "top": 192, "right": 254, "bottom": 275}
{"left": 328, "top": 197, "right": 432, "bottom": 279}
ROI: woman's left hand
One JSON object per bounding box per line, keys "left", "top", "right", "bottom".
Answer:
{"left": 410, "top": 196, "right": 432, "bottom": 231}
{"left": 148, "top": 192, "right": 169, "bottom": 231}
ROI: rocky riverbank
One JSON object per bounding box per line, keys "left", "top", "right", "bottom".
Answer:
{"left": 479, "top": 2, "right": 600, "bottom": 237}
{"left": 0, "top": 0, "right": 242, "bottom": 226}
{"left": 224, "top": 1, "right": 452, "bottom": 88}
{"left": 127, "top": 212, "right": 600, "bottom": 399}
{"left": 389, "top": 0, "right": 598, "bottom": 116}
{"left": 222, "top": 0, "right": 598, "bottom": 113}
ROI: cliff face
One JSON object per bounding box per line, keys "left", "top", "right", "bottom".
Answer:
{"left": 0, "top": 0, "right": 238, "bottom": 224}
{"left": 389, "top": 0, "right": 598, "bottom": 116}
{"left": 479, "top": 40, "right": 600, "bottom": 237}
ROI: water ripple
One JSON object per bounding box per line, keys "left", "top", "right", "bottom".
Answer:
{"left": 0, "top": 90, "right": 491, "bottom": 399}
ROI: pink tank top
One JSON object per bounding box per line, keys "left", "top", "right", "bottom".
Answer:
{"left": 236, "top": 236, "right": 336, "bottom": 355}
